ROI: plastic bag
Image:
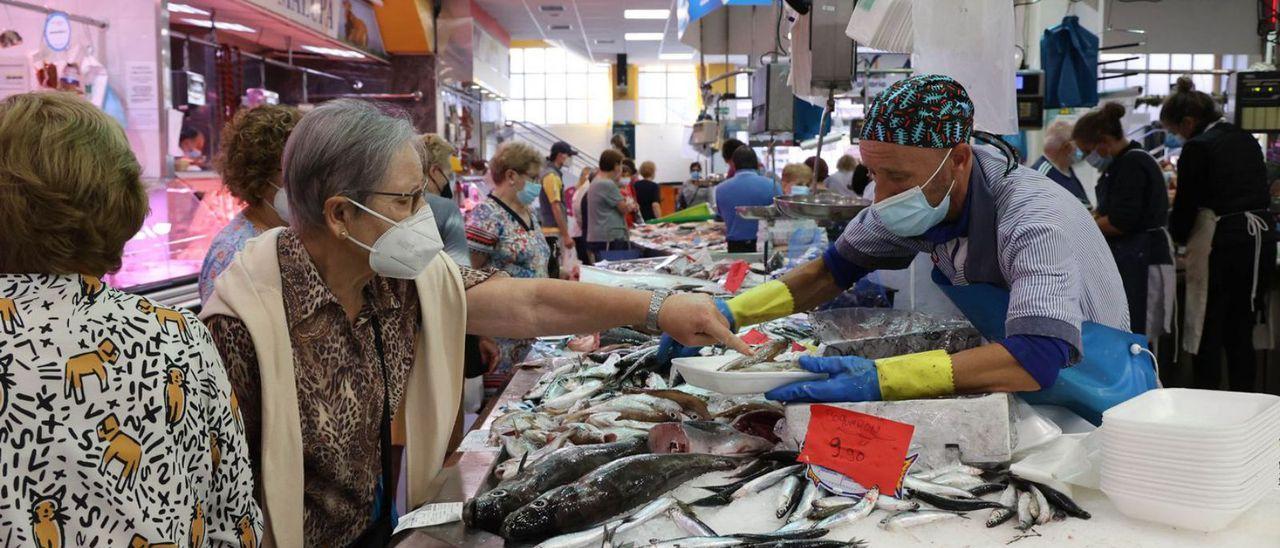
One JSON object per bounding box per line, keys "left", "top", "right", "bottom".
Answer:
{"left": 845, "top": 0, "right": 913, "bottom": 53}
{"left": 911, "top": 0, "right": 1017, "bottom": 134}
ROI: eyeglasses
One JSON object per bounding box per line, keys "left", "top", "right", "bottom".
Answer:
{"left": 359, "top": 180, "right": 431, "bottom": 211}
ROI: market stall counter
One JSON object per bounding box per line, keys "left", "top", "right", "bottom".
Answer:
{"left": 388, "top": 311, "right": 1280, "bottom": 547}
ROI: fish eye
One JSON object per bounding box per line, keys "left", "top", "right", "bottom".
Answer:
{"left": 532, "top": 499, "right": 547, "bottom": 509}
{"left": 489, "top": 489, "right": 507, "bottom": 498}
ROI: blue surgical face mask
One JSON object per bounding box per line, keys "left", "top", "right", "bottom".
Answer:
{"left": 791, "top": 185, "right": 810, "bottom": 196}
{"left": 517, "top": 179, "right": 542, "bottom": 204}
{"left": 690, "top": 170, "right": 702, "bottom": 180}
{"left": 1164, "top": 132, "right": 1183, "bottom": 150}
{"left": 871, "top": 148, "right": 956, "bottom": 238}
{"left": 1071, "top": 148, "right": 1084, "bottom": 164}
{"left": 1084, "top": 150, "right": 1111, "bottom": 171}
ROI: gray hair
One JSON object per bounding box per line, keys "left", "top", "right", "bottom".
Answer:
{"left": 282, "top": 99, "right": 420, "bottom": 231}
{"left": 1044, "top": 119, "right": 1075, "bottom": 150}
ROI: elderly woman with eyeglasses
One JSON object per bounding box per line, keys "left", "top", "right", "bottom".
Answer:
{"left": 200, "top": 100, "right": 748, "bottom": 546}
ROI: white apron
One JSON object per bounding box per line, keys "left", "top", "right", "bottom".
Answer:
{"left": 1182, "top": 208, "right": 1272, "bottom": 353}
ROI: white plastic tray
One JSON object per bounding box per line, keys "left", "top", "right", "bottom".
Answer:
{"left": 1102, "top": 388, "right": 1280, "bottom": 433}
{"left": 1101, "top": 424, "right": 1280, "bottom": 459}
{"left": 1101, "top": 449, "right": 1279, "bottom": 494}
{"left": 672, "top": 354, "right": 825, "bottom": 395}
{"left": 1102, "top": 416, "right": 1280, "bottom": 446}
{"left": 1102, "top": 435, "right": 1278, "bottom": 467}
{"left": 1101, "top": 462, "right": 1277, "bottom": 498}
{"left": 1103, "top": 484, "right": 1268, "bottom": 531}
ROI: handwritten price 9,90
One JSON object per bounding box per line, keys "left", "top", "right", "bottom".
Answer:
{"left": 828, "top": 436, "right": 866, "bottom": 463}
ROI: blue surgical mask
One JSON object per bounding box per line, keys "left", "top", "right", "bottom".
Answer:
{"left": 690, "top": 171, "right": 702, "bottom": 181}
{"left": 1071, "top": 148, "right": 1084, "bottom": 164}
{"left": 1084, "top": 151, "right": 1111, "bottom": 171}
{"left": 791, "top": 186, "right": 810, "bottom": 196}
{"left": 1164, "top": 132, "right": 1183, "bottom": 150}
{"left": 871, "top": 148, "right": 956, "bottom": 238}
{"left": 517, "top": 179, "right": 542, "bottom": 204}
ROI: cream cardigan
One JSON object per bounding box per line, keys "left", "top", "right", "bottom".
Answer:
{"left": 200, "top": 228, "right": 465, "bottom": 547}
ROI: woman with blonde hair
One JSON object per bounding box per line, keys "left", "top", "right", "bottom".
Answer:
{"left": 0, "top": 92, "right": 261, "bottom": 545}
{"left": 201, "top": 100, "right": 747, "bottom": 545}
{"left": 781, "top": 163, "right": 814, "bottom": 195}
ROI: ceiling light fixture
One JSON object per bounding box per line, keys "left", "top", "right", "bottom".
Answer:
{"left": 624, "top": 32, "right": 663, "bottom": 41}
{"left": 179, "top": 18, "right": 256, "bottom": 33}
{"left": 624, "top": 9, "right": 669, "bottom": 20}
{"left": 595, "top": 39, "right": 616, "bottom": 44}
{"left": 539, "top": 5, "right": 565, "bottom": 12}
{"left": 659, "top": 53, "right": 693, "bottom": 61}
{"left": 168, "top": 3, "right": 210, "bottom": 15}
{"left": 549, "top": 24, "right": 572, "bottom": 31}
{"left": 301, "top": 45, "right": 366, "bottom": 59}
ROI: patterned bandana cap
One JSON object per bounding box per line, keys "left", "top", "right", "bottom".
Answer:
{"left": 860, "top": 74, "right": 975, "bottom": 148}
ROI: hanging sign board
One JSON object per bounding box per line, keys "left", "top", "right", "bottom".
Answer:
{"left": 242, "top": 0, "right": 341, "bottom": 40}
{"left": 43, "top": 12, "right": 72, "bottom": 52}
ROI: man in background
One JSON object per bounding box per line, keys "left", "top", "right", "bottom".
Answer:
{"left": 1032, "top": 119, "right": 1091, "bottom": 207}
{"left": 715, "top": 147, "right": 782, "bottom": 252}
{"left": 539, "top": 141, "right": 577, "bottom": 278}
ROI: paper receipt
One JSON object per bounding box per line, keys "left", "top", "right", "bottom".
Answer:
{"left": 393, "top": 502, "right": 465, "bottom": 534}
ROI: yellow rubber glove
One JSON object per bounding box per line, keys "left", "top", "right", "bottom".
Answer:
{"left": 724, "top": 279, "right": 795, "bottom": 329}
{"left": 874, "top": 349, "right": 956, "bottom": 400}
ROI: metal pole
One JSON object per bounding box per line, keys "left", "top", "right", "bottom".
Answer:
{"left": 0, "top": 0, "right": 108, "bottom": 28}
{"left": 170, "top": 31, "right": 350, "bottom": 84}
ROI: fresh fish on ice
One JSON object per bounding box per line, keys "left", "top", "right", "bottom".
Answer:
{"left": 647, "top": 421, "right": 776, "bottom": 457}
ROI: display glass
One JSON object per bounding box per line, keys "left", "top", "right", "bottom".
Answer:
{"left": 104, "top": 175, "right": 238, "bottom": 291}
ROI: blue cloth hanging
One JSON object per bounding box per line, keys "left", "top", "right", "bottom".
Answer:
{"left": 1041, "top": 16, "right": 1099, "bottom": 108}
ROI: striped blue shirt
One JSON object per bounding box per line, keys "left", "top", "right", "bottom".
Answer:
{"left": 834, "top": 147, "right": 1130, "bottom": 355}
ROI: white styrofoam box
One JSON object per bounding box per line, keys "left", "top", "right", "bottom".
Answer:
{"left": 1102, "top": 388, "right": 1280, "bottom": 434}
{"left": 1100, "top": 460, "right": 1277, "bottom": 499}
{"left": 1101, "top": 427, "right": 1279, "bottom": 465}
{"left": 783, "top": 393, "right": 1014, "bottom": 469}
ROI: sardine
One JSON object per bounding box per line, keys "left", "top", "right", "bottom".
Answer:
{"left": 559, "top": 423, "right": 615, "bottom": 445}
{"left": 732, "top": 529, "right": 829, "bottom": 542}
{"left": 774, "top": 476, "right": 805, "bottom": 520}
{"left": 985, "top": 485, "right": 1017, "bottom": 528}
{"left": 928, "top": 471, "right": 986, "bottom": 490}
{"left": 667, "top": 501, "right": 717, "bottom": 537}
{"left": 913, "top": 463, "right": 986, "bottom": 480}
{"left": 908, "top": 489, "right": 1006, "bottom": 512}
{"left": 806, "top": 504, "right": 853, "bottom": 521}
{"left": 878, "top": 509, "right": 967, "bottom": 530}
{"left": 501, "top": 453, "right": 740, "bottom": 540}
{"left": 814, "top": 487, "right": 878, "bottom": 530}
{"left": 585, "top": 411, "right": 663, "bottom": 431}
{"left": 628, "top": 389, "right": 713, "bottom": 420}
{"left": 719, "top": 340, "right": 790, "bottom": 371}
{"left": 1015, "top": 488, "right": 1034, "bottom": 531}
{"left": 1030, "top": 485, "right": 1053, "bottom": 525}
{"left": 967, "top": 483, "right": 1007, "bottom": 497}
{"left": 874, "top": 494, "right": 920, "bottom": 513}
{"left": 787, "top": 480, "right": 821, "bottom": 523}
{"left": 903, "top": 475, "right": 975, "bottom": 498}
{"left": 643, "top": 538, "right": 744, "bottom": 548}
{"left": 1025, "top": 480, "right": 1091, "bottom": 520}
{"left": 648, "top": 421, "right": 776, "bottom": 457}
{"left": 465, "top": 437, "right": 648, "bottom": 534}
{"left": 812, "top": 496, "right": 857, "bottom": 510}
{"left": 731, "top": 464, "right": 804, "bottom": 501}
{"left": 734, "top": 361, "right": 806, "bottom": 373}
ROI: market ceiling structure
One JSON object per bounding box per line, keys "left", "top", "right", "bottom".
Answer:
{"left": 475, "top": 0, "right": 696, "bottom": 63}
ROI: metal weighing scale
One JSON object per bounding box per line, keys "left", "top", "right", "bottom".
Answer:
{"left": 774, "top": 193, "right": 871, "bottom": 242}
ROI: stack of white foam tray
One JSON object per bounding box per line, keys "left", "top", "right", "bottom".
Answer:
{"left": 1101, "top": 388, "right": 1280, "bottom": 531}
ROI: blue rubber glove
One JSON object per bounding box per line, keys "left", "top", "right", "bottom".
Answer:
{"left": 655, "top": 299, "right": 735, "bottom": 366}
{"left": 764, "top": 355, "right": 883, "bottom": 402}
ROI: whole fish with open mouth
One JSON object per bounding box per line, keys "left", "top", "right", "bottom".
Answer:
{"left": 648, "top": 421, "right": 776, "bottom": 457}
{"left": 501, "top": 453, "right": 740, "bottom": 540}
{"left": 718, "top": 340, "right": 791, "bottom": 372}
{"left": 466, "top": 437, "right": 648, "bottom": 534}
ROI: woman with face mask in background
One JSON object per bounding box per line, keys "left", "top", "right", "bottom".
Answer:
{"left": 200, "top": 100, "right": 748, "bottom": 546}
{"left": 1162, "top": 77, "right": 1275, "bottom": 392}
{"left": 198, "top": 104, "right": 302, "bottom": 304}
{"left": 1073, "top": 102, "right": 1172, "bottom": 336}
{"left": 781, "top": 163, "right": 814, "bottom": 196}
{"left": 679, "top": 161, "right": 710, "bottom": 209}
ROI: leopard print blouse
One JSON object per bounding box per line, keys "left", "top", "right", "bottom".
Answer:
{"left": 204, "top": 229, "right": 497, "bottom": 546}
{"left": 0, "top": 274, "right": 262, "bottom": 547}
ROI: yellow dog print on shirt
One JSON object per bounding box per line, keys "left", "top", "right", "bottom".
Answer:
{"left": 64, "top": 339, "right": 119, "bottom": 404}
{"left": 136, "top": 298, "right": 190, "bottom": 342}
{"left": 0, "top": 296, "right": 22, "bottom": 334}
{"left": 97, "top": 414, "right": 143, "bottom": 490}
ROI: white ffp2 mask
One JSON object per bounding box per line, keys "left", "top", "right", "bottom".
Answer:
{"left": 344, "top": 198, "right": 444, "bottom": 279}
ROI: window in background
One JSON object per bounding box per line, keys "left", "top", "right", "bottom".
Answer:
{"left": 505, "top": 46, "right": 612, "bottom": 125}
{"left": 638, "top": 64, "right": 699, "bottom": 124}
{"left": 1097, "top": 53, "right": 1239, "bottom": 115}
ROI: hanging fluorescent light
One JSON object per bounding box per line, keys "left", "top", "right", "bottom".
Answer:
{"left": 624, "top": 32, "right": 664, "bottom": 41}
{"left": 179, "top": 18, "right": 256, "bottom": 33}
{"left": 659, "top": 53, "right": 693, "bottom": 61}
{"left": 624, "top": 9, "right": 669, "bottom": 20}
{"left": 301, "top": 45, "right": 366, "bottom": 59}
{"left": 168, "top": 3, "right": 210, "bottom": 15}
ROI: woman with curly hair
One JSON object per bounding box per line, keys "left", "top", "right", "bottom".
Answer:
{"left": 198, "top": 104, "right": 302, "bottom": 303}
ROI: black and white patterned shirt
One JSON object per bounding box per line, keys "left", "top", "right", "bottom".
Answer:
{"left": 0, "top": 274, "right": 262, "bottom": 547}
